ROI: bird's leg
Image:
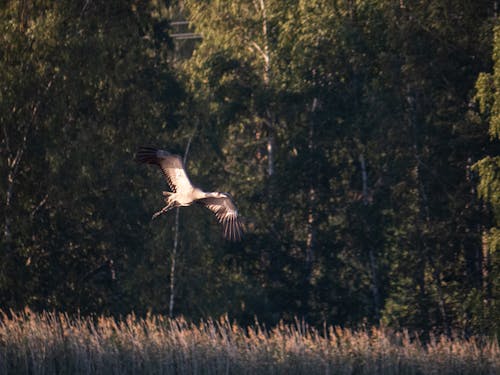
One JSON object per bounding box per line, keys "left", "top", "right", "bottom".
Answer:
{"left": 151, "top": 202, "right": 175, "bottom": 220}
{"left": 151, "top": 192, "right": 178, "bottom": 220}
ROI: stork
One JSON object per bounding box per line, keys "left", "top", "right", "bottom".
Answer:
{"left": 136, "top": 147, "right": 243, "bottom": 241}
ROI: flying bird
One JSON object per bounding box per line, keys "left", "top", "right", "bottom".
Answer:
{"left": 136, "top": 147, "right": 243, "bottom": 241}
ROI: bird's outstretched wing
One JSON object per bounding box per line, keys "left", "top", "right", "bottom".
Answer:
{"left": 136, "top": 147, "right": 193, "bottom": 193}
{"left": 198, "top": 195, "right": 243, "bottom": 241}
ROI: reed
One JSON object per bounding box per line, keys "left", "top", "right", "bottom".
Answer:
{"left": 0, "top": 309, "right": 498, "bottom": 374}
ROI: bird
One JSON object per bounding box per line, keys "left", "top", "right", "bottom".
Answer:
{"left": 135, "top": 146, "right": 243, "bottom": 241}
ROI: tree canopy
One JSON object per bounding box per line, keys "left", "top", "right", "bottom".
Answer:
{"left": 0, "top": 0, "right": 498, "bottom": 336}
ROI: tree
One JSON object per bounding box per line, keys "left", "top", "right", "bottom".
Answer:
{"left": 472, "top": 23, "right": 500, "bottom": 335}
{"left": 0, "top": 0, "right": 497, "bottom": 336}
{"left": 0, "top": 0, "right": 183, "bottom": 313}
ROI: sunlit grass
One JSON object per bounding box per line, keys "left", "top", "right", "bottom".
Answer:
{"left": 0, "top": 308, "right": 498, "bottom": 374}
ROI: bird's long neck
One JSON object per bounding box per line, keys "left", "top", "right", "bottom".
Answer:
{"left": 192, "top": 188, "right": 214, "bottom": 200}
{"left": 201, "top": 191, "right": 221, "bottom": 199}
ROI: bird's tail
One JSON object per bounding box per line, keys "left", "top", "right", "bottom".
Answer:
{"left": 135, "top": 147, "right": 161, "bottom": 165}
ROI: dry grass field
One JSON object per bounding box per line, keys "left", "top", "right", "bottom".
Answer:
{"left": 0, "top": 309, "right": 498, "bottom": 374}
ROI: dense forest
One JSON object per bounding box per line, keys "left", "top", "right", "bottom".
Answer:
{"left": 0, "top": 0, "right": 499, "bottom": 337}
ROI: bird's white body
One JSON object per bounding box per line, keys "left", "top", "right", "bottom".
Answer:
{"left": 164, "top": 188, "right": 214, "bottom": 206}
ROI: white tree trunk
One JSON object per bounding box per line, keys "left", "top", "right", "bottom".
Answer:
{"left": 169, "top": 130, "right": 196, "bottom": 317}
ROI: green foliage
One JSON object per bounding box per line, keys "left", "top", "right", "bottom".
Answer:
{"left": 475, "top": 156, "right": 500, "bottom": 223}
{"left": 179, "top": 0, "right": 498, "bottom": 334}
{"left": 0, "top": 0, "right": 498, "bottom": 337}
{"left": 0, "top": 0, "right": 183, "bottom": 313}
{"left": 471, "top": 23, "right": 500, "bottom": 335}
{"left": 475, "top": 25, "right": 500, "bottom": 223}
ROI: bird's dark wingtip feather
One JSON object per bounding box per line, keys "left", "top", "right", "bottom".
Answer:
{"left": 222, "top": 216, "right": 243, "bottom": 242}
{"left": 135, "top": 147, "right": 159, "bottom": 164}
